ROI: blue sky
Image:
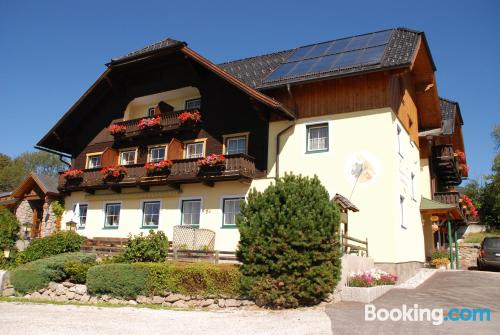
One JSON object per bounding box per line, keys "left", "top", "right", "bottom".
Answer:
{"left": 0, "top": 0, "right": 498, "bottom": 182}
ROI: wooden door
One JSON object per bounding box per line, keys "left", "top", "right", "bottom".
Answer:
{"left": 167, "top": 138, "right": 184, "bottom": 160}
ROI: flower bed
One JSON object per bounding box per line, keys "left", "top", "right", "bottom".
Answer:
{"left": 348, "top": 269, "right": 398, "bottom": 287}
{"left": 138, "top": 116, "right": 161, "bottom": 130}
{"left": 178, "top": 111, "right": 201, "bottom": 125}
{"left": 108, "top": 124, "right": 127, "bottom": 136}
{"left": 101, "top": 166, "right": 128, "bottom": 182}
{"left": 145, "top": 160, "right": 173, "bottom": 176}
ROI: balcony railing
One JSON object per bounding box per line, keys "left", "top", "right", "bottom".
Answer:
{"left": 433, "top": 191, "right": 470, "bottom": 222}
{"left": 111, "top": 109, "right": 199, "bottom": 140}
{"left": 59, "top": 154, "right": 256, "bottom": 192}
{"left": 433, "top": 144, "right": 461, "bottom": 186}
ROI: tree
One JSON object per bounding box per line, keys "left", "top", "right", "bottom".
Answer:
{"left": 237, "top": 174, "right": 341, "bottom": 308}
{"left": 0, "top": 151, "right": 66, "bottom": 192}
{"left": 0, "top": 206, "right": 20, "bottom": 250}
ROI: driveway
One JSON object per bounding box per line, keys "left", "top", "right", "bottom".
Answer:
{"left": 327, "top": 271, "right": 500, "bottom": 334}
{"left": 0, "top": 302, "right": 331, "bottom": 335}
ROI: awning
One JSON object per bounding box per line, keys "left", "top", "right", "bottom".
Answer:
{"left": 420, "top": 197, "right": 463, "bottom": 220}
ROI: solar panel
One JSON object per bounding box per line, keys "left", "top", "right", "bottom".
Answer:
{"left": 263, "top": 29, "right": 393, "bottom": 83}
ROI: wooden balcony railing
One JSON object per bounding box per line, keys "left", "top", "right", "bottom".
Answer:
{"left": 59, "top": 154, "right": 256, "bottom": 192}
{"left": 433, "top": 144, "right": 461, "bottom": 186}
{"left": 433, "top": 191, "right": 471, "bottom": 222}
{"left": 111, "top": 109, "right": 199, "bottom": 140}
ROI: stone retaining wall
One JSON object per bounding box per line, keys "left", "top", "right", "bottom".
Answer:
{"left": 458, "top": 243, "right": 480, "bottom": 270}
{"left": 4, "top": 281, "right": 259, "bottom": 310}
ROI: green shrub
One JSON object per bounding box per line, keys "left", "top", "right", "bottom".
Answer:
{"left": 0, "top": 206, "right": 20, "bottom": 250}
{"left": 63, "top": 259, "right": 97, "bottom": 284}
{"left": 122, "top": 230, "right": 168, "bottom": 263}
{"left": 86, "top": 264, "right": 148, "bottom": 299}
{"left": 431, "top": 249, "right": 449, "bottom": 260}
{"left": 10, "top": 252, "right": 96, "bottom": 294}
{"left": 236, "top": 174, "right": 342, "bottom": 308}
{"left": 135, "top": 262, "right": 240, "bottom": 297}
{"left": 16, "top": 231, "right": 86, "bottom": 264}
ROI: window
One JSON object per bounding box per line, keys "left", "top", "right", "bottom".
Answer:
{"left": 185, "top": 98, "right": 201, "bottom": 110}
{"left": 307, "top": 124, "right": 329, "bottom": 152}
{"left": 87, "top": 154, "right": 101, "bottom": 169}
{"left": 104, "top": 203, "right": 121, "bottom": 227}
{"left": 411, "top": 173, "right": 416, "bottom": 200}
{"left": 72, "top": 204, "right": 88, "bottom": 229}
{"left": 400, "top": 196, "right": 405, "bottom": 229}
{"left": 397, "top": 125, "right": 403, "bottom": 157}
{"left": 185, "top": 142, "right": 204, "bottom": 159}
{"left": 142, "top": 201, "right": 160, "bottom": 227}
{"left": 147, "top": 106, "right": 156, "bottom": 117}
{"left": 149, "top": 146, "right": 166, "bottom": 163}
{"left": 223, "top": 197, "right": 243, "bottom": 227}
{"left": 181, "top": 199, "right": 201, "bottom": 227}
{"left": 225, "top": 136, "right": 247, "bottom": 155}
{"left": 120, "top": 150, "right": 136, "bottom": 165}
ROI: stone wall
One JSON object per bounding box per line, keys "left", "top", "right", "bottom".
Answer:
{"left": 458, "top": 243, "right": 480, "bottom": 270}
{"left": 41, "top": 199, "right": 58, "bottom": 237}
{"left": 15, "top": 200, "right": 35, "bottom": 227}
{"left": 374, "top": 261, "right": 423, "bottom": 283}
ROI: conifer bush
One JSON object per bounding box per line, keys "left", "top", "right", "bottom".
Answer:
{"left": 236, "top": 174, "right": 341, "bottom": 308}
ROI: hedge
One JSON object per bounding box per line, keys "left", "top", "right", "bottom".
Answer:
{"left": 86, "top": 264, "right": 148, "bottom": 299}
{"left": 16, "top": 231, "right": 86, "bottom": 264}
{"left": 10, "top": 252, "right": 96, "bottom": 294}
{"left": 134, "top": 262, "right": 241, "bottom": 297}
{"left": 0, "top": 206, "right": 20, "bottom": 250}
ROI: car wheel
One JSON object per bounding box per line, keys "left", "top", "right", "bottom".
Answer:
{"left": 477, "top": 260, "right": 483, "bottom": 271}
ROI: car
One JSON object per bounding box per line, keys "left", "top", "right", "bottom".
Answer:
{"left": 477, "top": 237, "right": 500, "bottom": 271}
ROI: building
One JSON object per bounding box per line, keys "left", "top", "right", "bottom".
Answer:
{"left": 36, "top": 28, "right": 468, "bottom": 278}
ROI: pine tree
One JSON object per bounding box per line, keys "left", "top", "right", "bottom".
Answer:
{"left": 236, "top": 174, "right": 341, "bottom": 308}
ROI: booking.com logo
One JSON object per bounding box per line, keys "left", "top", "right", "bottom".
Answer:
{"left": 365, "top": 304, "right": 491, "bottom": 325}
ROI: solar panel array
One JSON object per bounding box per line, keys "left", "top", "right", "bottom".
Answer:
{"left": 263, "top": 30, "right": 393, "bottom": 83}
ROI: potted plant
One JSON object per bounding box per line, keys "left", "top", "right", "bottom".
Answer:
{"left": 61, "top": 168, "right": 84, "bottom": 185}
{"left": 197, "top": 154, "right": 226, "bottom": 174}
{"left": 101, "top": 165, "right": 128, "bottom": 182}
{"left": 138, "top": 116, "right": 161, "bottom": 131}
{"left": 454, "top": 150, "right": 466, "bottom": 164}
{"left": 178, "top": 111, "right": 201, "bottom": 125}
{"left": 431, "top": 249, "right": 450, "bottom": 270}
{"left": 108, "top": 124, "right": 127, "bottom": 137}
{"left": 145, "top": 160, "right": 173, "bottom": 176}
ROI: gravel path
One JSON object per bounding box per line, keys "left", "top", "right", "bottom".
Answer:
{"left": 0, "top": 302, "right": 332, "bottom": 335}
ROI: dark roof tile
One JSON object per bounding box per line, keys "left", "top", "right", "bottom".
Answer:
{"left": 440, "top": 97, "right": 463, "bottom": 135}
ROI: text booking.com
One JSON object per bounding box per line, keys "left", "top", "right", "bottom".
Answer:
{"left": 365, "top": 304, "right": 491, "bottom": 325}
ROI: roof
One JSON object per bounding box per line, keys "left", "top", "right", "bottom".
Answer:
{"left": 0, "top": 191, "right": 12, "bottom": 198}
{"left": 219, "top": 28, "right": 423, "bottom": 89}
{"left": 333, "top": 194, "right": 359, "bottom": 212}
{"left": 439, "top": 97, "right": 464, "bottom": 135}
{"left": 110, "top": 38, "right": 184, "bottom": 64}
{"left": 420, "top": 197, "right": 455, "bottom": 211}
{"left": 11, "top": 173, "right": 60, "bottom": 198}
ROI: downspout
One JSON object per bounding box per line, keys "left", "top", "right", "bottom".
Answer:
{"left": 275, "top": 84, "right": 297, "bottom": 179}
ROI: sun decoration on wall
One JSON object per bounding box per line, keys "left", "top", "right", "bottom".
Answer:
{"left": 345, "top": 151, "right": 380, "bottom": 185}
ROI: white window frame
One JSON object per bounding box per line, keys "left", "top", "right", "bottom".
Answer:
{"left": 400, "top": 195, "right": 406, "bottom": 229}
{"left": 223, "top": 132, "right": 249, "bottom": 155}
{"left": 184, "top": 140, "right": 205, "bottom": 159}
{"left": 306, "top": 123, "right": 329, "bottom": 153}
{"left": 185, "top": 98, "right": 201, "bottom": 110}
{"left": 221, "top": 196, "right": 245, "bottom": 227}
{"left": 141, "top": 200, "right": 161, "bottom": 228}
{"left": 397, "top": 125, "right": 403, "bottom": 158}
{"left": 119, "top": 148, "right": 137, "bottom": 165}
{"left": 103, "top": 202, "right": 122, "bottom": 228}
{"left": 179, "top": 197, "right": 202, "bottom": 227}
{"left": 148, "top": 145, "right": 167, "bottom": 163}
{"left": 72, "top": 203, "right": 89, "bottom": 229}
{"left": 86, "top": 153, "right": 102, "bottom": 169}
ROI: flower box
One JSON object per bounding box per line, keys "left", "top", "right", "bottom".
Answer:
{"left": 178, "top": 111, "right": 201, "bottom": 125}
{"left": 197, "top": 154, "right": 225, "bottom": 174}
{"left": 101, "top": 166, "right": 127, "bottom": 182}
{"left": 108, "top": 124, "right": 127, "bottom": 136}
{"left": 62, "top": 169, "right": 84, "bottom": 185}
{"left": 341, "top": 285, "right": 394, "bottom": 303}
{"left": 145, "top": 160, "right": 173, "bottom": 176}
{"left": 138, "top": 116, "right": 161, "bottom": 131}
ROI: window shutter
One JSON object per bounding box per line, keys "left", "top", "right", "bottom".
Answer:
{"left": 101, "top": 147, "right": 118, "bottom": 166}
{"left": 167, "top": 138, "right": 184, "bottom": 160}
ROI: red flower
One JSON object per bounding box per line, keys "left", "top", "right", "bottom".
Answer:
{"left": 138, "top": 116, "right": 161, "bottom": 130}
{"left": 62, "top": 169, "right": 83, "bottom": 180}
{"left": 100, "top": 165, "right": 128, "bottom": 180}
{"left": 108, "top": 124, "right": 127, "bottom": 135}
{"left": 178, "top": 111, "right": 202, "bottom": 124}
{"left": 197, "top": 154, "right": 225, "bottom": 167}
{"left": 144, "top": 160, "right": 173, "bottom": 175}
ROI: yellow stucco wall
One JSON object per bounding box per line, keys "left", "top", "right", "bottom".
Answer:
{"left": 419, "top": 158, "right": 432, "bottom": 199}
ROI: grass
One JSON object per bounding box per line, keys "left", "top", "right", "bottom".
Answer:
{"left": 463, "top": 231, "right": 500, "bottom": 243}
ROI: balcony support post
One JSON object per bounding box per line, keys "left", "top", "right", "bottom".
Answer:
{"left": 447, "top": 215, "right": 454, "bottom": 270}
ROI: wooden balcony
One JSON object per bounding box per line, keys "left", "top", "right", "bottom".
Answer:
{"left": 433, "top": 144, "right": 461, "bottom": 186}
{"left": 111, "top": 109, "right": 199, "bottom": 141}
{"left": 58, "top": 154, "right": 257, "bottom": 193}
{"left": 433, "top": 191, "right": 469, "bottom": 222}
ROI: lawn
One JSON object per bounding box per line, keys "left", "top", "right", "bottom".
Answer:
{"left": 463, "top": 231, "right": 500, "bottom": 243}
